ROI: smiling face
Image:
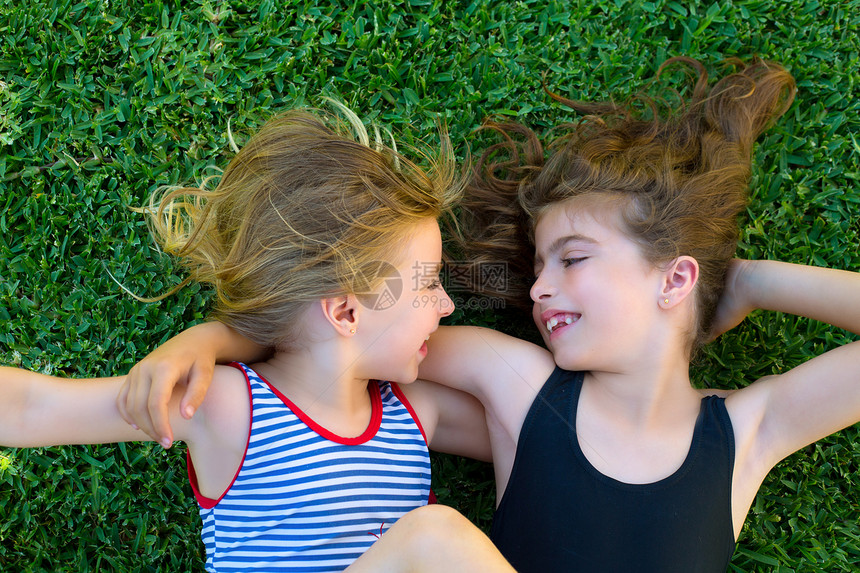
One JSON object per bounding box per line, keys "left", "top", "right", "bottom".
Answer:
{"left": 357, "top": 217, "right": 454, "bottom": 384}
{"left": 530, "top": 197, "right": 665, "bottom": 373}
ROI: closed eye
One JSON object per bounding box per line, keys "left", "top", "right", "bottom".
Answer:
{"left": 426, "top": 278, "right": 442, "bottom": 290}
{"left": 562, "top": 257, "right": 586, "bottom": 268}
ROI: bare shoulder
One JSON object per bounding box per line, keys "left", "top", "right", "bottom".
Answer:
{"left": 186, "top": 364, "right": 250, "bottom": 447}
{"left": 204, "top": 364, "right": 250, "bottom": 410}
{"left": 722, "top": 373, "right": 789, "bottom": 499}
{"left": 728, "top": 341, "right": 860, "bottom": 468}
{"left": 723, "top": 375, "right": 776, "bottom": 430}
{"left": 722, "top": 373, "right": 800, "bottom": 531}
{"left": 183, "top": 364, "right": 252, "bottom": 499}
{"left": 438, "top": 324, "right": 547, "bottom": 356}
{"left": 212, "top": 363, "right": 251, "bottom": 390}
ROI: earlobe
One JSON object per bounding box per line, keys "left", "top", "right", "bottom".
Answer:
{"left": 319, "top": 295, "right": 360, "bottom": 336}
{"left": 660, "top": 256, "right": 699, "bottom": 307}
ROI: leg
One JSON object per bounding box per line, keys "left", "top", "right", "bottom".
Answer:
{"left": 345, "top": 504, "right": 516, "bottom": 573}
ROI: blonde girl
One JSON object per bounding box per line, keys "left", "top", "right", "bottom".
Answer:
{"left": 122, "top": 58, "right": 860, "bottom": 571}
{"left": 0, "top": 108, "right": 515, "bottom": 572}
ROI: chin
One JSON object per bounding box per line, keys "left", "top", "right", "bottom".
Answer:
{"left": 389, "top": 366, "right": 419, "bottom": 385}
{"left": 550, "top": 350, "right": 584, "bottom": 372}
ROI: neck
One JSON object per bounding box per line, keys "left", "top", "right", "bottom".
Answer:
{"left": 252, "top": 344, "right": 374, "bottom": 437}
{"left": 584, "top": 339, "right": 699, "bottom": 428}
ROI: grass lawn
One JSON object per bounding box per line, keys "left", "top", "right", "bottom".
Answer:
{"left": 1, "top": 0, "right": 858, "bottom": 570}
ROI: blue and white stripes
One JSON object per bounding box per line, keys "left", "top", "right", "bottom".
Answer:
{"left": 192, "top": 363, "right": 431, "bottom": 572}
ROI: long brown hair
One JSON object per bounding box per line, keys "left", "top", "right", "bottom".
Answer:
{"left": 458, "top": 57, "right": 795, "bottom": 354}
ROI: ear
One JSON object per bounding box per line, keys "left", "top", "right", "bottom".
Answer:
{"left": 319, "top": 295, "right": 360, "bottom": 336}
{"left": 659, "top": 256, "right": 698, "bottom": 308}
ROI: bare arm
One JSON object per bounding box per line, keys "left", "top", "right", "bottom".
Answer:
{"left": 2, "top": 363, "right": 249, "bottom": 501}
{"left": 418, "top": 325, "right": 556, "bottom": 442}
{"left": 707, "top": 259, "right": 758, "bottom": 340}
{"left": 728, "top": 259, "right": 860, "bottom": 471}
{"left": 117, "top": 321, "right": 269, "bottom": 446}
{"left": 400, "top": 380, "right": 492, "bottom": 462}
{"left": 419, "top": 325, "right": 555, "bottom": 403}
{"left": 0, "top": 367, "right": 173, "bottom": 447}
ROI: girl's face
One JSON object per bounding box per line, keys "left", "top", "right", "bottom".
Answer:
{"left": 530, "top": 200, "right": 663, "bottom": 373}
{"left": 357, "top": 218, "right": 454, "bottom": 383}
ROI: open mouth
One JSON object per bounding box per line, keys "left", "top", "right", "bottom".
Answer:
{"left": 545, "top": 313, "right": 580, "bottom": 334}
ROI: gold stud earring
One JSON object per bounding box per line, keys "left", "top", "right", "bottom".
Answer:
{"left": 349, "top": 328, "right": 356, "bottom": 334}
{"left": 663, "top": 298, "right": 669, "bottom": 304}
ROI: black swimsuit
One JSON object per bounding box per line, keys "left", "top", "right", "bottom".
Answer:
{"left": 490, "top": 368, "right": 736, "bottom": 572}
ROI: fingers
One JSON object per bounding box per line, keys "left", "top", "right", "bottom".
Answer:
{"left": 129, "top": 364, "right": 168, "bottom": 446}
{"left": 116, "top": 323, "right": 228, "bottom": 448}
{"left": 118, "top": 362, "right": 177, "bottom": 448}
{"left": 181, "top": 361, "right": 215, "bottom": 420}
{"left": 146, "top": 367, "right": 176, "bottom": 449}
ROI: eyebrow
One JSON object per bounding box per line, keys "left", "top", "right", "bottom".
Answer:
{"left": 534, "top": 234, "right": 597, "bottom": 265}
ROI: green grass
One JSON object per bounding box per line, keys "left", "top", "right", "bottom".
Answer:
{"left": 1, "top": 0, "right": 858, "bottom": 570}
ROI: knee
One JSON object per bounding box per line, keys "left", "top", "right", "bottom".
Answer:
{"left": 400, "top": 504, "right": 463, "bottom": 525}
{"left": 397, "top": 504, "right": 478, "bottom": 547}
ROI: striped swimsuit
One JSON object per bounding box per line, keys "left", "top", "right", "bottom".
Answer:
{"left": 187, "top": 362, "right": 431, "bottom": 572}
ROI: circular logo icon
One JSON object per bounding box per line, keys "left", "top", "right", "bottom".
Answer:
{"left": 356, "top": 261, "right": 403, "bottom": 311}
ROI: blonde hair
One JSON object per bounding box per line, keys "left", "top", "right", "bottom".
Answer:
{"left": 145, "top": 107, "right": 461, "bottom": 348}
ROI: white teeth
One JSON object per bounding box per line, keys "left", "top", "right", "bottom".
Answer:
{"left": 546, "top": 315, "right": 577, "bottom": 333}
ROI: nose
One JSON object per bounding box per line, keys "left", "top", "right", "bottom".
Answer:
{"left": 530, "top": 271, "right": 556, "bottom": 303}
{"left": 438, "top": 286, "right": 455, "bottom": 317}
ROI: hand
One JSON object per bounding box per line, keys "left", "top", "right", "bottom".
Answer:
{"left": 116, "top": 325, "right": 218, "bottom": 448}
{"left": 708, "top": 259, "right": 756, "bottom": 341}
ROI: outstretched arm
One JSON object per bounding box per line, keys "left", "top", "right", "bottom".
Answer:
{"left": 2, "top": 363, "right": 249, "bottom": 502}
{"left": 1, "top": 367, "right": 160, "bottom": 447}
{"left": 117, "top": 321, "right": 269, "bottom": 447}
{"left": 729, "top": 259, "right": 860, "bottom": 469}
